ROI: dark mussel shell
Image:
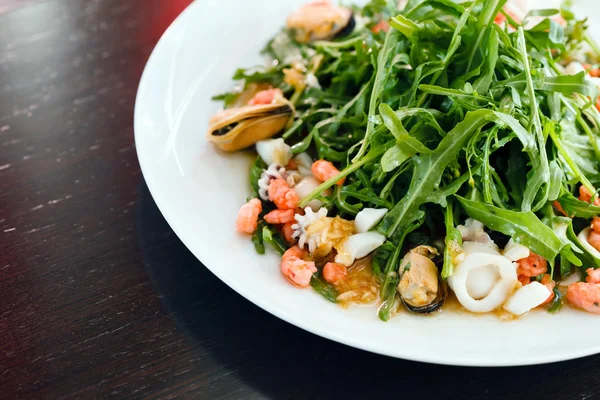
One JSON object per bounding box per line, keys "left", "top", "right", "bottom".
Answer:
{"left": 401, "top": 279, "right": 447, "bottom": 314}
{"left": 334, "top": 13, "right": 356, "bottom": 40}
{"left": 397, "top": 246, "right": 447, "bottom": 314}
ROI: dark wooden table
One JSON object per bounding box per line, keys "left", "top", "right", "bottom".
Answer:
{"left": 0, "top": 1, "right": 599, "bottom": 399}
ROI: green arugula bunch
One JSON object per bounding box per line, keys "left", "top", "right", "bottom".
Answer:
{"left": 215, "top": 0, "right": 600, "bottom": 316}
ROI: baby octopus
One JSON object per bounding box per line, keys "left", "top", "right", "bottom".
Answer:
{"left": 281, "top": 245, "right": 317, "bottom": 288}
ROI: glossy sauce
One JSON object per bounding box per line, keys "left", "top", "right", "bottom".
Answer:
{"left": 334, "top": 257, "right": 380, "bottom": 308}
{"left": 331, "top": 259, "right": 577, "bottom": 320}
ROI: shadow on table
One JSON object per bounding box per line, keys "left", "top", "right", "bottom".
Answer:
{"left": 136, "top": 180, "right": 597, "bottom": 400}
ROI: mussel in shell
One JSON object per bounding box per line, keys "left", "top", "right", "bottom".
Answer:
{"left": 397, "top": 245, "right": 446, "bottom": 314}
{"left": 286, "top": 1, "right": 355, "bottom": 43}
{"left": 207, "top": 97, "right": 294, "bottom": 152}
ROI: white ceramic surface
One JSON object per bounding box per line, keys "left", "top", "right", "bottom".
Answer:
{"left": 135, "top": 0, "right": 600, "bottom": 366}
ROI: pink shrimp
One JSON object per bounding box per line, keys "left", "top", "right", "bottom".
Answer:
{"left": 494, "top": 12, "right": 507, "bottom": 25}
{"left": 281, "top": 222, "right": 297, "bottom": 245}
{"left": 283, "top": 244, "right": 306, "bottom": 259}
{"left": 588, "top": 217, "right": 600, "bottom": 252}
{"left": 567, "top": 282, "right": 600, "bottom": 314}
{"left": 518, "top": 275, "right": 530, "bottom": 287}
{"left": 264, "top": 209, "right": 296, "bottom": 224}
{"left": 586, "top": 268, "right": 600, "bottom": 284}
{"left": 323, "top": 262, "right": 347, "bottom": 284}
{"left": 248, "top": 88, "right": 283, "bottom": 105}
{"left": 281, "top": 245, "right": 317, "bottom": 288}
{"left": 516, "top": 252, "right": 548, "bottom": 278}
{"left": 268, "top": 178, "right": 299, "bottom": 210}
{"left": 584, "top": 63, "right": 600, "bottom": 78}
{"left": 553, "top": 201, "right": 571, "bottom": 218}
{"left": 589, "top": 231, "right": 600, "bottom": 253}
{"left": 578, "top": 185, "right": 600, "bottom": 206}
{"left": 591, "top": 216, "right": 600, "bottom": 233}
{"left": 236, "top": 198, "right": 262, "bottom": 234}
{"left": 371, "top": 20, "right": 389, "bottom": 34}
{"left": 311, "top": 160, "right": 345, "bottom": 185}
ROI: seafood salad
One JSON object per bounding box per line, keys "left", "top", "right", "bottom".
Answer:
{"left": 207, "top": 0, "right": 600, "bottom": 320}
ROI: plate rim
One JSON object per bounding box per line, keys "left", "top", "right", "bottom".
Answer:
{"left": 134, "top": 0, "right": 600, "bottom": 367}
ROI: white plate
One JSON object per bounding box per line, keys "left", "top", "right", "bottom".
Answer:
{"left": 135, "top": 0, "right": 600, "bottom": 366}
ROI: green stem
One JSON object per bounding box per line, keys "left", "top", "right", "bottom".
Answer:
{"left": 441, "top": 199, "right": 460, "bottom": 279}
{"left": 353, "top": 29, "right": 396, "bottom": 162}
{"left": 548, "top": 55, "right": 600, "bottom": 160}
{"left": 547, "top": 123, "right": 596, "bottom": 195}
{"left": 299, "top": 147, "right": 386, "bottom": 208}
{"left": 465, "top": 0, "right": 501, "bottom": 72}
{"left": 576, "top": 113, "right": 600, "bottom": 160}
{"left": 482, "top": 129, "right": 496, "bottom": 204}
{"left": 313, "top": 35, "right": 366, "bottom": 49}
{"left": 517, "top": 28, "right": 542, "bottom": 134}
{"left": 585, "top": 33, "right": 600, "bottom": 59}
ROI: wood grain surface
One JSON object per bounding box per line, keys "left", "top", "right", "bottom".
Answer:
{"left": 1, "top": 1, "right": 599, "bottom": 399}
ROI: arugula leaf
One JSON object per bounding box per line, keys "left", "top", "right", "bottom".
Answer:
{"left": 310, "top": 275, "right": 339, "bottom": 303}
{"left": 381, "top": 144, "right": 412, "bottom": 173}
{"left": 492, "top": 112, "right": 536, "bottom": 158}
{"left": 556, "top": 194, "right": 600, "bottom": 219}
{"left": 544, "top": 72, "right": 598, "bottom": 99}
{"left": 218, "top": 0, "right": 600, "bottom": 307}
{"left": 426, "top": 168, "right": 475, "bottom": 207}
{"left": 378, "top": 271, "right": 400, "bottom": 321}
{"left": 390, "top": 14, "right": 420, "bottom": 38}
{"left": 456, "top": 196, "right": 581, "bottom": 265}
{"left": 548, "top": 160, "right": 565, "bottom": 202}
{"left": 494, "top": 71, "right": 598, "bottom": 98}
{"left": 547, "top": 288, "right": 563, "bottom": 313}
{"left": 262, "top": 226, "right": 287, "bottom": 255}
{"left": 405, "top": 0, "right": 466, "bottom": 18}
{"left": 525, "top": 9, "right": 559, "bottom": 19}
{"left": 549, "top": 206, "right": 600, "bottom": 270}
{"left": 354, "top": 29, "right": 402, "bottom": 161}
{"left": 465, "top": 0, "right": 505, "bottom": 72}
{"left": 379, "top": 110, "right": 496, "bottom": 237}
{"left": 549, "top": 217, "right": 584, "bottom": 263}
{"left": 378, "top": 104, "right": 440, "bottom": 171}
{"left": 379, "top": 104, "right": 439, "bottom": 151}
{"left": 418, "top": 84, "right": 493, "bottom": 101}
{"left": 473, "top": 28, "right": 499, "bottom": 94}
{"left": 211, "top": 92, "right": 240, "bottom": 108}
{"left": 516, "top": 28, "right": 549, "bottom": 212}
{"left": 250, "top": 157, "right": 267, "bottom": 197}
{"left": 548, "top": 117, "right": 596, "bottom": 195}
{"left": 252, "top": 221, "right": 266, "bottom": 255}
